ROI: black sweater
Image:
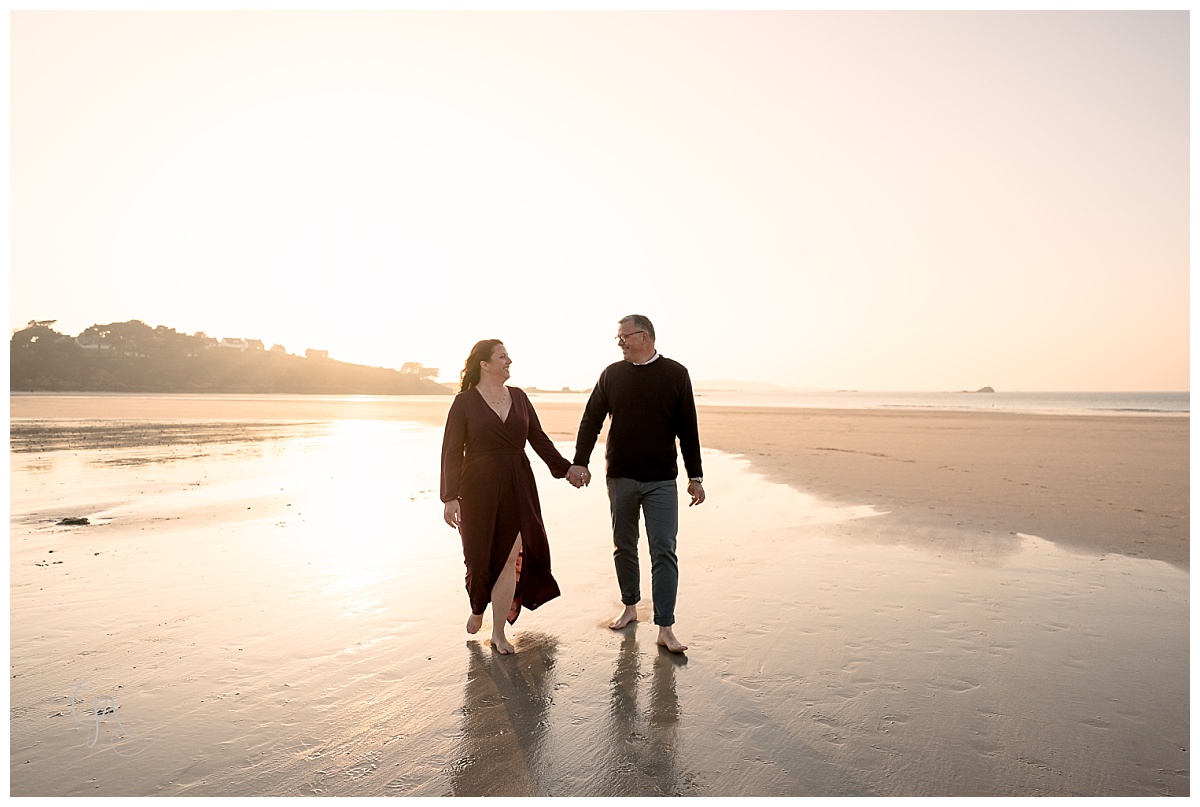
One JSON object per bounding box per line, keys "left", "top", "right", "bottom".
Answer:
{"left": 573, "top": 355, "right": 703, "bottom": 482}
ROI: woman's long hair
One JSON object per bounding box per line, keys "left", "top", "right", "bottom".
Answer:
{"left": 459, "top": 339, "right": 503, "bottom": 393}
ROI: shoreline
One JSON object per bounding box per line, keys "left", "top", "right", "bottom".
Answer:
{"left": 536, "top": 403, "right": 1189, "bottom": 570}
{"left": 10, "top": 395, "right": 1189, "bottom": 568}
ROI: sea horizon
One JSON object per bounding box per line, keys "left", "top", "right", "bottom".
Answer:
{"left": 684, "top": 388, "right": 1190, "bottom": 416}
{"left": 11, "top": 389, "right": 1188, "bottom": 417}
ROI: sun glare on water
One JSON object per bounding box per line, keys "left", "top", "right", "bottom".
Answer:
{"left": 266, "top": 421, "right": 447, "bottom": 608}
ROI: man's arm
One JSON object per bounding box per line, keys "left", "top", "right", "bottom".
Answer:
{"left": 675, "top": 369, "right": 703, "bottom": 483}
{"left": 572, "top": 376, "right": 609, "bottom": 469}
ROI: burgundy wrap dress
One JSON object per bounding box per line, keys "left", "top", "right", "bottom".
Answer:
{"left": 440, "top": 386, "right": 571, "bottom": 623}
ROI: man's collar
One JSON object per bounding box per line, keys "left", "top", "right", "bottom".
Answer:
{"left": 633, "top": 351, "right": 660, "bottom": 366}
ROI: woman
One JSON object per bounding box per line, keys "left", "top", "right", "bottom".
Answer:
{"left": 440, "top": 339, "right": 572, "bottom": 654}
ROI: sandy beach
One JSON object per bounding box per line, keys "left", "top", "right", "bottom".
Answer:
{"left": 9, "top": 394, "right": 1189, "bottom": 796}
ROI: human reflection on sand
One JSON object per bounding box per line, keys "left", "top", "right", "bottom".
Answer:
{"left": 598, "top": 631, "right": 688, "bottom": 796}
{"left": 448, "top": 628, "right": 691, "bottom": 797}
{"left": 449, "top": 634, "right": 559, "bottom": 796}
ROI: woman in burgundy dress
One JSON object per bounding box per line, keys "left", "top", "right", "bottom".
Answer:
{"left": 441, "top": 339, "right": 573, "bottom": 654}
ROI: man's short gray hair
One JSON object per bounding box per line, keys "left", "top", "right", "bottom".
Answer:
{"left": 619, "top": 314, "right": 655, "bottom": 341}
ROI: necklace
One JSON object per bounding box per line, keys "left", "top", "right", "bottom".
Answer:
{"left": 480, "top": 387, "right": 508, "bottom": 407}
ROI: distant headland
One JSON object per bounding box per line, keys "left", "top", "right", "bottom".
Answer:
{"left": 10, "top": 319, "right": 450, "bottom": 395}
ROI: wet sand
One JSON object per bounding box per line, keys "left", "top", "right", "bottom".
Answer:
{"left": 8, "top": 395, "right": 1190, "bottom": 796}
{"left": 14, "top": 393, "right": 1186, "bottom": 568}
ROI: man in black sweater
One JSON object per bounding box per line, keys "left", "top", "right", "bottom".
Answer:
{"left": 568, "top": 315, "right": 705, "bottom": 653}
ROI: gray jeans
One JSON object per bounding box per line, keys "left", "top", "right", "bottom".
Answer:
{"left": 606, "top": 477, "right": 679, "bottom": 627}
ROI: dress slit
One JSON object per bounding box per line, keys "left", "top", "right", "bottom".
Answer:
{"left": 507, "top": 542, "right": 524, "bottom": 625}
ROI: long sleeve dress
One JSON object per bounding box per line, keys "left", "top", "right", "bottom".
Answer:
{"left": 440, "top": 386, "right": 572, "bottom": 623}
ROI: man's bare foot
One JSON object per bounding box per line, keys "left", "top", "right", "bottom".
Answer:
{"left": 491, "top": 634, "right": 515, "bottom": 654}
{"left": 466, "top": 613, "right": 483, "bottom": 634}
{"left": 609, "top": 605, "right": 638, "bottom": 630}
{"left": 656, "top": 626, "right": 688, "bottom": 653}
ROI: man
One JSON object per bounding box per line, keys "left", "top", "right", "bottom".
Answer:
{"left": 567, "top": 315, "right": 705, "bottom": 653}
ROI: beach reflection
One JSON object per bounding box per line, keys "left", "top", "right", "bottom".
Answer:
{"left": 598, "top": 631, "right": 687, "bottom": 796}
{"left": 257, "top": 422, "right": 446, "bottom": 608}
{"left": 446, "top": 628, "right": 691, "bottom": 797}
{"left": 448, "top": 634, "right": 559, "bottom": 796}
{"left": 649, "top": 645, "right": 685, "bottom": 728}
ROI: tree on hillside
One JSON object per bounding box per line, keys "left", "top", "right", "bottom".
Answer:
{"left": 11, "top": 322, "right": 77, "bottom": 386}
{"left": 11, "top": 319, "right": 449, "bottom": 394}
{"left": 401, "top": 362, "right": 440, "bottom": 380}
{"left": 11, "top": 322, "right": 66, "bottom": 348}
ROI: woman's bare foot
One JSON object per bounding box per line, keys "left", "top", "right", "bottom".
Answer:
{"left": 466, "top": 613, "right": 483, "bottom": 634}
{"left": 656, "top": 626, "right": 688, "bottom": 653}
{"left": 491, "top": 633, "right": 515, "bottom": 654}
{"left": 609, "top": 605, "right": 639, "bottom": 630}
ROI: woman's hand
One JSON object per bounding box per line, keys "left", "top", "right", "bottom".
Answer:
{"left": 566, "top": 465, "right": 591, "bottom": 488}
{"left": 444, "top": 499, "right": 462, "bottom": 529}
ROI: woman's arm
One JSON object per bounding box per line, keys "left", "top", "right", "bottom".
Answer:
{"left": 521, "top": 391, "right": 572, "bottom": 478}
{"left": 440, "top": 394, "right": 468, "bottom": 502}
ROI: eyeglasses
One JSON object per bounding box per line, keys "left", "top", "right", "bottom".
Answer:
{"left": 615, "top": 330, "right": 646, "bottom": 344}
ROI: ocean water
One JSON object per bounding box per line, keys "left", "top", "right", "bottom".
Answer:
{"left": 529, "top": 389, "right": 1190, "bottom": 416}
{"left": 9, "top": 389, "right": 1189, "bottom": 418}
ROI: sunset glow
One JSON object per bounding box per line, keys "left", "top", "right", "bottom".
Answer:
{"left": 9, "top": 10, "right": 1189, "bottom": 391}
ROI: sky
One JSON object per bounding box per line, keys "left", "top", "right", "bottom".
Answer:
{"left": 8, "top": 9, "right": 1190, "bottom": 391}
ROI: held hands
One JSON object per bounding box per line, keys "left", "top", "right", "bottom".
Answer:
{"left": 687, "top": 480, "right": 706, "bottom": 507}
{"left": 444, "top": 499, "right": 462, "bottom": 529}
{"left": 566, "top": 465, "right": 591, "bottom": 489}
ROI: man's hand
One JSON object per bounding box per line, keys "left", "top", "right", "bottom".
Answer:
{"left": 566, "top": 465, "right": 591, "bottom": 488}
{"left": 444, "top": 500, "right": 462, "bottom": 529}
{"left": 687, "top": 480, "right": 706, "bottom": 507}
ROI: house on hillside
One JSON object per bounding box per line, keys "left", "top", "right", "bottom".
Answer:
{"left": 270, "top": 344, "right": 287, "bottom": 354}
{"left": 75, "top": 335, "right": 114, "bottom": 351}
{"left": 192, "top": 332, "right": 218, "bottom": 350}
{"left": 218, "top": 338, "right": 265, "bottom": 351}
